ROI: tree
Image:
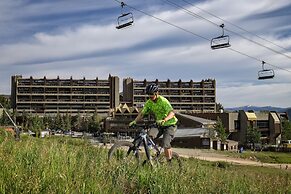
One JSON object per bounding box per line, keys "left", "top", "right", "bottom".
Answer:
{"left": 28, "top": 115, "right": 43, "bottom": 137}
{"left": 43, "top": 114, "right": 54, "bottom": 130}
{"left": 246, "top": 126, "right": 261, "bottom": 150}
{"left": 21, "top": 111, "right": 30, "bottom": 132}
{"left": 282, "top": 119, "right": 291, "bottom": 140}
{"left": 216, "top": 103, "right": 224, "bottom": 113}
{"left": 87, "top": 111, "right": 101, "bottom": 133}
{"left": 55, "top": 112, "right": 63, "bottom": 130}
{"left": 81, "top": 117, "right": 89, "bottom": 132}
{"left": 63, "top": 113, "right": 71, "bottom": 131}
{"left": 214, "top": 117, "right": 228, "bottom": 143}
{"left": 72, "top": 112, "right": 82, "bottom": 131}
{"left": 0, "top": 95, "right": 10, "bottom": 109}
{"left": 0, "top": 109, "right": 11, "bottom": 126}
{"left": 208, "top": 127, "right": 216, "bottom": 139}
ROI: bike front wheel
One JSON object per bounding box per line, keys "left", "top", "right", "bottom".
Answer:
{"left": 108, "top": 141, "right": 140, "bottom": 166}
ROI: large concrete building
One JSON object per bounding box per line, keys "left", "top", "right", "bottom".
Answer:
{"left": 11, "top": 75, "right": 119, "bottom": 115}
{"left": 123, "top": 78, "right": 216, "bottom": 112}
{"left": 11, "top": 76, "right": 216, "bottom": 115}
{"left": 9, "top": 75, "right": 284, "bottom": 147}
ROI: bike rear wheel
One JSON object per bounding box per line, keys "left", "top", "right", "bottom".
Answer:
{"left": 108, "top": 141, "right": 140, "bottom": 166}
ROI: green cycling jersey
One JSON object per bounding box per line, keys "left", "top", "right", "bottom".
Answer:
{"left": 141, "top": 95, "right": 178, "bottom": 126}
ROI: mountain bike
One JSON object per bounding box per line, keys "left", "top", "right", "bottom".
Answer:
{"left": 108, "top": 123, "right": 182, "bottom": 169}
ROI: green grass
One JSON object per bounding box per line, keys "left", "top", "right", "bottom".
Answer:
{"left": 221, "top": 150, "right": 291, "bottom": 164}
{"left": 0, "top": 131, "right": 290, "bottom": 193}
{"left": 0, "top": 127, "right": 14, "bottom": 144}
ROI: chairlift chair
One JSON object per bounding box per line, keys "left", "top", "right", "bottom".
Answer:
{"left": 116, "top": 13, "right": 134, "bottom": 29}
{"left": 258, "top": 61, "right": 275, "bottom": 80}
{"left": 116, "top": 2, "right": 134, "bottom": 29}
{"left": 211, "top": 24, "right": 231, "bottom": 49}
{"left": 258, "top": 69, "right": 275, "bottom": 80}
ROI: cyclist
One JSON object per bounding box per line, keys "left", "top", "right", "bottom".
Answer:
{"left": 129, "top": 83, "right": 178, "bottom": 162}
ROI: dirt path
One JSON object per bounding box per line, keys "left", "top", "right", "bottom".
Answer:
{"left": 95, "top": 141, "right": 290, "bottom": 170}
{"left": 173, "top": 148, "right": 291, "bottom": 170}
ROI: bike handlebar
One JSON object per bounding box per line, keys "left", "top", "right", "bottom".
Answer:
{"left": 129, "top": 123, "right": 157, "bottom": 130}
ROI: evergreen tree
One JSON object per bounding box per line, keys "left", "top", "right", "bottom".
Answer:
{"left": 282, "top": 119, "right": 291, "bottom": 140}
{"left": 55, "top": 112, "right": 62, "bottom": 130}
{"left": 81, "top": 117, "right": 89, "bottom": 132}
{"left": 246, "top": 126, "right": 261, "bottom": 151}
{"left": 0, "top": 96, "right": 11, "bottom": 126}
{"left": 88, "top": 111, "right": 101, "bottom": 133}
{"left": 61, "top": 116, "right": 66, "bottom": 131}
{"left": 208, "top": 127, "right": 216, "bottom": 139}
{"left": 21, "top": 112, "right": 31, "bottom": 132}
{"left": 72, "top": 112, "right": 82, "bottom": 131}
{"left": 1, "top": 109, "right": 11, "bottom": 126}
{"left": 216, "top": 103, "right": 224, "bottom": 113}
{"left": 214, "top": 117, "right": 228, "bottom": 142}
{"left": 43, "top": 114, "right": 53, "bottom": 130}
{"left": 63, "top": 113, "right": 71, "bottom": 131}
{"left": 0, "top": 95, "right": 10, "bottom": 109}
{"left": 28, "top": 115, "right": 43, "bottom": 137}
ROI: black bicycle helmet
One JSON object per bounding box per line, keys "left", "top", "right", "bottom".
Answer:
{"left": 145, "top": 83, "right": 159, "bottom": 95}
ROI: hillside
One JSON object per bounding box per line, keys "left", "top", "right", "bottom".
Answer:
{"left": 0, "top": 135, "right": 290, "bottom": 193}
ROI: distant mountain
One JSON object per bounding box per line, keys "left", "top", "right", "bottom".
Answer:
{"left": 225, "top": 105, "right": 288, "bottom": 113}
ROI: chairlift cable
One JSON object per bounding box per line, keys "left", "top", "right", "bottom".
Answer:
{"left": 113, "top": 0, "right": 209, "bottom": 41}
{"left": 227, "top": 48, "right": 291, "bottom": 73}
{"left": 112, "top": 0, "right": 291, "bottom": 74}
{"left": 181, "top": 0, "right": 290, "bottom": 53}
{"left": 161, "top": 0, "right": 220, "bottom": 27}
{"left": 161, "top": 0, "right": 291, "bottom": 60}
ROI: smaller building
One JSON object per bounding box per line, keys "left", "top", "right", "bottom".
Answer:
{"left": 172, "top": 128, "right": 211, "bottom": 148}
{"left": 188, "top": 110, "right": 282, "bottom": 145}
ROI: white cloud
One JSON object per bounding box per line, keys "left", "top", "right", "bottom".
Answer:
{"left": 0, "top": 0, "right": 291, "bottom": 108}
{"left": 218, "top": 83, "right": 291, "bottom": 108}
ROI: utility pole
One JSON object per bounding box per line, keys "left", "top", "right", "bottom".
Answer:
{"left": 0, "top": 103, "right": 20, "bottom": 140}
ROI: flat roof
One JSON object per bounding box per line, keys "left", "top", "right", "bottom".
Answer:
{"left": 175, "top": 128, "right": 209, "bottom": 138}
{"left": 176, "top": 112, "right": 216, "bottom": 125}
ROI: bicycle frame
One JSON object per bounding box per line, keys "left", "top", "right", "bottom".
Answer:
{"left": 108, "top": 123, "right": 182, "bottom": 169}
{"left": 131, "top": 125, "right": 161, "bottom": 161}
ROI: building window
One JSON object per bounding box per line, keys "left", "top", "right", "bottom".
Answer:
{"left": 249, "top": 121, "right": 256, "bottom": 128}
{"left": 234, "top": 120, "right": 240, "bottom": 130}
{"left": 257, "top": 120, "right": 269, "bottom": 129}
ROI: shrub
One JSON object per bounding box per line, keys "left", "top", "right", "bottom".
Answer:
{"left": 213, "top": 161, "right": 231, "bottom": 169}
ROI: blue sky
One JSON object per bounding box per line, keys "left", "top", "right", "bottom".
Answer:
{"left": 0, "top": 0, "right": 291, "bottom": 108}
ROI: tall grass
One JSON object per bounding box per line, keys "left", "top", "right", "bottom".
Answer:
{"left": 0, "top": 132, "right": 290, "bottom": 193}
